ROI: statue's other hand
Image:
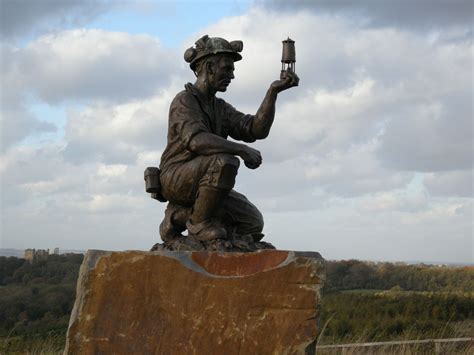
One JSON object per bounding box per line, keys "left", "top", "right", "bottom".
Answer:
{"left": 240, "top": 146, "right": 262, "bottom": 169}
{"left": 271, "top": 71, "right": 299, "bottom": 93}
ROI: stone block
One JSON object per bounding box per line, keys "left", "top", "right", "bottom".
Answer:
{"left": 65, "top": 250, "right": 325, "bottom": 354}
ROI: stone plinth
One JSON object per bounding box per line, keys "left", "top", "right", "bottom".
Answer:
{"left": 65, "top": 250, "right": 325, "bottom": 354}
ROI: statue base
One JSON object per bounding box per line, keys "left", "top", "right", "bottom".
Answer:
{"left": 65, "top": 250, "right": 325, "bottom": 354}
{"left": 151, "top": 234, "right": 276, "bottom": 252}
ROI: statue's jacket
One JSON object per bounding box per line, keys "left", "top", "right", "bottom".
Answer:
{"left": 160, "top": 83, "right": 256, "bottom": 174}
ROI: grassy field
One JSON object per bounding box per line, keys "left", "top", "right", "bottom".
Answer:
{"left": 1, "top": 334, "right": 64, "bottom": 354}
{"left": 317, "top": 339, "right": 474, "bottom": 355}
{"left": 317, "top": 287, "right": 474, "bottom": 353}
{"left": 2, "top": 322, "right": 472, "bottom": 354}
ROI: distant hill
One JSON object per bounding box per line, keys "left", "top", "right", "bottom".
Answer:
{"left": 0, "top": 249, "right": 471, "bottom": 266}
{"left": 0, "top": 248, "right": 85, "bottom": 258}
{"left": 0, "top": 249, "right": 24, "bottom": 258}
{"left": 59, "top": 249, "right": 86, "bottom": 255}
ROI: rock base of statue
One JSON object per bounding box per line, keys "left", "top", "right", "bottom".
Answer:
{"left": 64, "top": 250, "right": 325, "bottom": 354}
{"left": 151, "top": 234, "right": 276, "bottom": 252}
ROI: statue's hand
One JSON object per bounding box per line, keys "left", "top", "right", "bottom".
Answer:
{"left": 271, "top": 71, "right": 299, "bottom": 93}
{"left": 240, "top": 145, "right": 262, "bottom": 169}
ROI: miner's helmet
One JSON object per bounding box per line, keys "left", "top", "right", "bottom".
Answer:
{"left": 184, "top": 35, "right": 243, "bottom": 71}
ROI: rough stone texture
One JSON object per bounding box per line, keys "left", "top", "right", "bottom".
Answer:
{"left": 65, "top": 250, "right": 325, "bottom": 354}
{"left": 150, "top": 235, "right": 276, "bottom": 252}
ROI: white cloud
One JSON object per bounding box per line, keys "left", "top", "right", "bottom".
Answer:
{"left": 424, "top": 170, "right": 473, "bottom": 197}
{"left": 1, "top": 44, "right": 57, "bottom": 151}
{"left": 359, "top": 190, "right": 428, "bottom": 213}
{"left": 15, "top": 29, "right": 180, "bottom": 103}
{"left": 377, "top": 94, "right": 473, "bottom": 172}
{"left": 62, "top": 86, "right": 177, "bottom": 164}
{"left": 80, "top": 193, "right": 144, "bottom": 214}
{"left": 205, "top": 9, "right": 472, "bottom": 174}
{"left": 305, "top": 142, "right": 411, "bottom": 197}
{"left": 1, "top": 29, "right": 181, "bottom": 151}
{"left": 97, "top": 164, "right": 127, "bottom": 178}
{"left": 399, "top": 199, "right": 472, "bottom": 226}
{"left": 0, "top": 103, "right": 56, "bottom": 151}
{"left": 1, "top": 142, "right": 165, "bottom": 250}
{"left": 265, "top": 195, "right": 472, "bottom": 263}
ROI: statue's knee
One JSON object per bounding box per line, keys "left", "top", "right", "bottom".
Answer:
{"left": 253, "top": 208, "right": 264, "bottom": 233}
{"left": 258, "top": 210, "right": 264, "bottom": 229}
{"left": 205, "top": 154, "right": 239, "bottom": 190}
{"left": 214, "top": 154, "right": 240, "bottom": 169}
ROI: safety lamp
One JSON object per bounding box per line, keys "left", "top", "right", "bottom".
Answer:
{"left": 281, "top": 37, "right": 296, "bottom": 78}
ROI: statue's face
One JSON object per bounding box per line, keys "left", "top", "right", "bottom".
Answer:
{"left": 208, "top": 55, "right": 235, "bottom": 92}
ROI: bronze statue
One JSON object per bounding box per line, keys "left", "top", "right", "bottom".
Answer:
{"left": 145, "top": 35, "right": 299, "bottom": 251}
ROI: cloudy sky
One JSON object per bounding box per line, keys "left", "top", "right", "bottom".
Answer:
{"left": 0, "top": 0, "right": 472, "bottom": 263}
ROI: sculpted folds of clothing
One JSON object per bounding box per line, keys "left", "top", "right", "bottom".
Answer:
{"left": 160, "top": 83, "right": 256, "bottom": 173}
{"left": 158, "top": 83, "right": 263, "bottom": 239}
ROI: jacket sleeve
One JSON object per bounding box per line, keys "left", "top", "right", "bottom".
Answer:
{"left": 225, "top": 102, "right": 256, "bottom": 143}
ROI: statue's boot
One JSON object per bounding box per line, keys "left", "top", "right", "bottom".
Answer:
{"left": 186, "top": 186, "right": 227, "bottom": 241}
{"left": 159, "top": 203, "right": 189, "bottom": 242}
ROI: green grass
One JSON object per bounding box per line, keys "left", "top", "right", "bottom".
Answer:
{"left": 2, "top": 323, "right": 473, "bottom": 354}
{"left": 317, "top": 320, "right": 474, "bottom": 354}
{"left": 340, "top": 289, "right": 383, "bottom": 294}
{"left": 1, "top": 334, "right": 64, "bottom": 354}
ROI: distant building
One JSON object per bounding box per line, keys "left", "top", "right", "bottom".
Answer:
{"left": 35, "top": 249, "right": 49, "bottom": 261}
{"left": 24, "top": 249, "right": 35, "bottom": 263}
{"left": 24, "top": 248, "right": 59, "bottom": 263}
{"left": 48, "top": 248, "right": 60, "bottom": 255}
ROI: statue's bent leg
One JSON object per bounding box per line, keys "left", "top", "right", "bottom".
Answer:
{"left": 217, "top": 190, "right": 264, "bottom": 242}
{"left": 159, "top": 203, "right": 190, "bottom": 242}
{"left": 187, "top": 154, "right": 240, "bottom": 241}
{"left": 160, "top": 154, "right": 240, "bottom": 241}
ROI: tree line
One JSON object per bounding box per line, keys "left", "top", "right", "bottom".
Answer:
{"left": 0, "top": 254, "right": 83, "bottom": 338}
{"left": 323, "top": 259, "right": 473, "bottom": 294}
{"left": 319, "top": 291, "right": 473, "bottom": 342}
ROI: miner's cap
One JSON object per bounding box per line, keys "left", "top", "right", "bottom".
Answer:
{"left": 184, "top": 35, "right": 243, "bottom": 71}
